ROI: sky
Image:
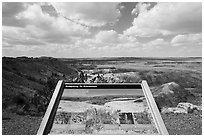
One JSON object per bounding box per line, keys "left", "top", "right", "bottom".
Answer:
{"left": 63, "top": 89, "right": 144, "bottom": 97}
{"left": 2, "top": 2, "right": 202, "bottom": 58}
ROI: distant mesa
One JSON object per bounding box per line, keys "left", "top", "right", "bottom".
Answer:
{"left": 39, "top": 56, "right": 54, "bottom": 59}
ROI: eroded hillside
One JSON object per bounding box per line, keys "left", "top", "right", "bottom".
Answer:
{"left": 2, "top": 57, "right": 78, "bottom": 114}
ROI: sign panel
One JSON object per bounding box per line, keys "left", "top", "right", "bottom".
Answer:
{"left": 37, "top": 81, "right": 168, "bottom": 135}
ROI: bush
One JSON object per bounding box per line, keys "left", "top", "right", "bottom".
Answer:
{"left": 54, "top": 112, "right": 72, "bottom": 124}
{"left": 134, "top": 111, "right": 152, "bottom": 124}
{"left": 12, "top": 93, "right": 27, "bottom": 106}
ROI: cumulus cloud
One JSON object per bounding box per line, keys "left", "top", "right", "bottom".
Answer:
{"left": 52, "top": 2, "right": 121, "bottom": 27}
{"left": 171, "top": 33, "right": 202, "bottom": 47}
{"left": 85, "top": 30, "right": 138, "bottom": 47}
{"left": 2, "top": 2, "right": 91, "bottom": 52}
{"left": 95, "top": 30, "right": 118, "bottom": 43}
{"left": 60, "top": 30, "right": 140, "bottom": 57}
{"left": 124, "top": 2, "right": 202, "bottom": 37}
{"left": 143, "top": 38, "right": 169, "bottom": 50}
{"left": 2, "top": 26, "right": 46, "bottom": 48}
{"left": 2, "top": 2, "right": 202, "bottom": 58}
{"left": 131, "top": 3, "right": 151, "bottom": 16}
{"left": 19, "top": 4, "right": 90, "bottom": 38}
{"left": 2, "top": 2, "right": 27, "bottom": 27}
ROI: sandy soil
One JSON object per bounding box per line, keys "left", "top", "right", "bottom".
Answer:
{"left": 58, "top": 100, "right": 104, "bottom": 112}
{"left": 105, "top": 100, "right": 145, "bottom": 112}
{"left": 58, "top": 100, "right": 146, "bottom": 113}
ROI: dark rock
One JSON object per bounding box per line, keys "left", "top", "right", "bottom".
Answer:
{"left": 153, "top": 82, "right": 195, "bottom": 109}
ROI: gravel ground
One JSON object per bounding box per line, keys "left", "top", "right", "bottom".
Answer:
{"left": 2, "top": 110, "right": 42, "bottom": 135}
{"left": 161, "top": 110, "right": 202, "bottom": 135}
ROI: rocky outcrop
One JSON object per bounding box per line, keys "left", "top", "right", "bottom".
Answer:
{"left": 153, "top": 82, "right": 195, "bottom": 110}
{"left": 162, "top": 102, "right": 202, "bottom": 114}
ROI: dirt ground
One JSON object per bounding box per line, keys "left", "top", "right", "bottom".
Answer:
{"left": 162, "top": 110, "right": 202, "bottom": 135}
{"left": 2, "top": 110, "right": 42, "bottom": 135}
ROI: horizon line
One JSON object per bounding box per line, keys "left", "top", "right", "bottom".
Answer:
{"left": 2, "top": 56, "right": 202, "bottom": 59}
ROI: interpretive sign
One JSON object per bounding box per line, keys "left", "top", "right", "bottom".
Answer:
{"left": 37, "top": 81, "right": 168, "bottom": 135}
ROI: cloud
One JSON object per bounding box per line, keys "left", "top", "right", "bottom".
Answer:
{"left": 95, "top": 30, "right": 138, "bottom": 44}
{"left": 124, "top": 2, "right": 202, "bottom": 37}
{"left": 131, "top": 3, "right": 151, "bottom": 16}
{"left": 84, "top": 30, "right": 138, "bottom": 47}
{"left": 2, "top": 26, "right": 46, "bottom": 47}
{"left": 52, "top": 2, "right": 121, "bottom": 27}
{"left": 2, "top": 2, "right": 91, "bottom": 52}
{"left": 2, "top": 2, "right": 202, "bottom": 58}
{"left": 95, "top": 30, "right": 118, "bottom": 43}
{"left": 143, "top": 38, "right": 169, "bottom": 50}
{"left": 171, "top": 33, "right": 202, "bottom": 47}
{"left": 2, "top": 2, "right": 27, "bottom": 27}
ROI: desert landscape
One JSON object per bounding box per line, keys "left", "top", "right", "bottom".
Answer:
{"left": 2, "top": 2, "right": 202, "bottom": 135}
{"left": 2, "top": 56, "right": 202, "bottom": 135}
{"left": 65, "top": 57, "right": 202, "bottom": 134}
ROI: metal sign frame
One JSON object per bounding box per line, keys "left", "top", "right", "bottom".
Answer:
{"left": 37, "top": 80, "right": 168, "bottom": 135}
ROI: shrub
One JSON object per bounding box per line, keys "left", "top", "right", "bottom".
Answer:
{"left": 54, "top": 111, "right": 71, "bottom": 124}
{"left": 12, "top": 93, "right": 27, "bottom": 106}
{"left": 134, "top": 111, "right": 152, "bottom": 124}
